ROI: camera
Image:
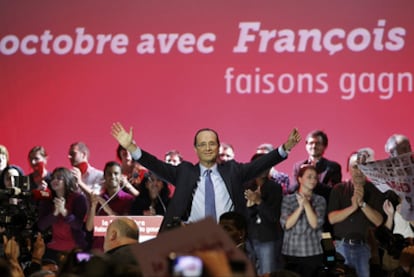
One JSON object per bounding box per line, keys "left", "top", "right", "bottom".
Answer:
{"left": 0, "top": 176, "right": 31, "bottom": 198}
{"left": 169, "top": 252, "right": 203, "bottom": 277}
{"left": 317, "top": 235, "right": 357, "bottom": 277}
{"left": 0, "top": 176, "right": 47, "bottom": 261}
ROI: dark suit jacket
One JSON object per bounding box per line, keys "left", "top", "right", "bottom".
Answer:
{"left": 136, "top": 148, "right": 287, "bottom": 231}
{"left": 246, "top": 178, "right": 283, "bottom": 242}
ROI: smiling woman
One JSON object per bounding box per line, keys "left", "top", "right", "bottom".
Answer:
{"left": 280, "top": 165, "right": 326, "bottom": 277}
{"left": 37, "top": 167, "right": 88, "bottom": 262}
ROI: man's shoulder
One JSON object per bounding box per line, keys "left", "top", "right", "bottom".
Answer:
{"left": 364, "top": 181, "right": 384, "bottom": 196}
{"left": 331, "top": 181, "right": 348, "bottom": 192}
{"left": 322, "top": 157, "right": 341, "bottom": 169}
{"left": 293, "top": 159, "right": 307, "bottom": 168}
{"left": 217, "top": 159, "right": 240, "bottom": 169}
{"left": 179, "top": 160, "right": 196, "bottom": 167}
{"left": 86, "top": 165, "right": 104, "bottom": 178}
{"left": 118, "top": 189, "right": 135, "bottom": 200}
{"left": 88, "top": 164, "right": 103, "bottom": 172}
{"left": 106, "top": 244, "right": 140, "bottom": 264}
{"left": 175, "top": 161, "right": 198, "bottom": 173}
{"left": 263, "top": 178, "right": 283, "bottom": 192}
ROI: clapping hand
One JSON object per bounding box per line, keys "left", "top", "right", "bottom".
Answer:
{"left": 296, "top": 192, "right": 305, "bottom": 209}
{"left": 383, "top": 199, "right": 395, "bottom": 217}
{"left": 3, "top": 235, "right": 20, "bottom": 261}
{"left": 244, "top": 188, "right": 261, "bottom": 207}
{"left": 53, "top": 197, "right": 67, "bottom": 217}
{"left": 351, "top": 184, "right": 364, "bottom": 210}
{"left": 31, "top": 233, "right": 45, "bottom": 263}
{"left": 3, "top": 235, "right": 25, "bottom": 276}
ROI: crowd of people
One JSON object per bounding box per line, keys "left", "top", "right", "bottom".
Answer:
{"left": 0, "top": 124, "right": 413, "bottom": 277}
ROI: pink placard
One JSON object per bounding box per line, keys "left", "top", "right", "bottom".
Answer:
{"left": 93, "top": 215, "right": 163, "bottom": 242}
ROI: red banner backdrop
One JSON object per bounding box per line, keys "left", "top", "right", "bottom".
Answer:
{"left": 1, "top": 0, "right": 413, "bottom": 178}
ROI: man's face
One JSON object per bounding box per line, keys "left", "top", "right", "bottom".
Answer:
{"left": 349, "top": 154, "right": 366, "bottom": 185}
{"left": 68, "top": 145, "right": 86, "bottom": 166}
{"left": 104, "top": 165, "right": 122, "bottom": 190}
{"left": 29, "top": 150, "right": 47, "bottom": 168}
{"left": 219, "top": 146, "right": 235, "bottom": 162}
{"left": 194, "top": 130, "right": 219, "bottom": 166}
{"left": 306, "top": 136, "right": 326, "bottom": 159}
{"left": 389, "top": 140, "right": 412, "bottom": 157}
{"left": 165, "top": 154, "right": 181, "bottom": 166}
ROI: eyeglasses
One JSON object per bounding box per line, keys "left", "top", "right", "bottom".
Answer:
{"left": 196, "top": 142, "right": 218, "bottom": 149}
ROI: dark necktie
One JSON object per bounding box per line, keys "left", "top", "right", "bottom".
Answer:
{"left": 205, "top": 169, "right": 216, "bottom": 220}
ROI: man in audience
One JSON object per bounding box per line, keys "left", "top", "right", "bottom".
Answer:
{"left": 292, "top": 130, "right": 342, "bottom": 193}
{"left": 328, "top": 150, "right": 384, "bottom": 277}
{"left": 27, "top": 146, "right": 52, "bottom": 194}
{"left": 163, "top": 150, "right": 182, "bottom": 197}
{"left": 86, "top": 161, "right": 136, "bottom": 250}
{"left": 164, "top": 150, "right": 183, "bottom": 166}
{"left": 218, "top": 143, "right": 235, "bottom": 163}
{"left": 385, "top": 134, "right": 412, "bottom": 158}
{"left": 104, "top": 217, "right": 139, "bottom": 253}
{"left": 68, "top": 141, "right": 103, "bottom": 195}
{"left": 103, "top": 217, "right": 142, "bottom": 276}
